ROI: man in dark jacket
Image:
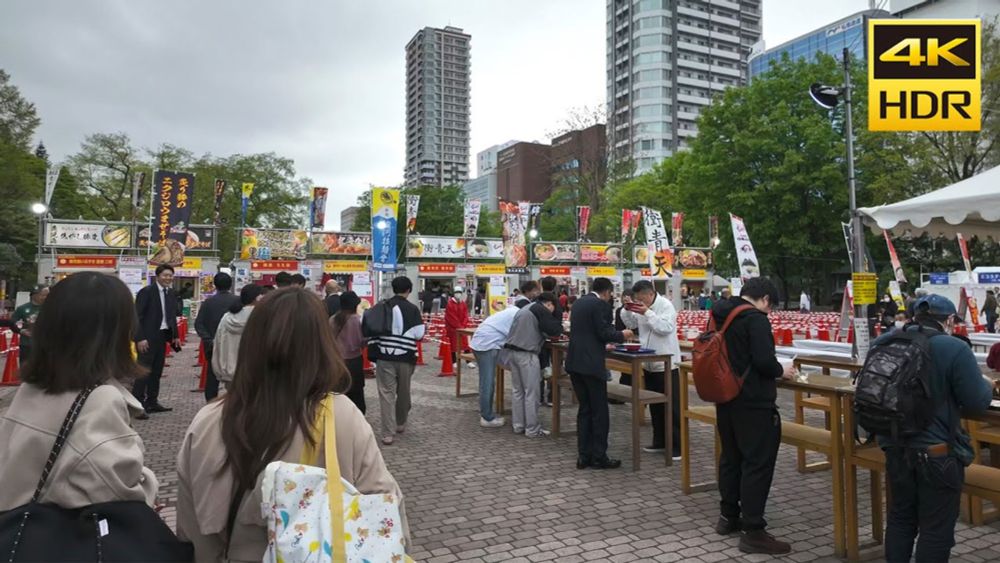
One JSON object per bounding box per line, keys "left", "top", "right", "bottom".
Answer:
{"left": 565, "top": 277, "right": 633, "bottom": 470}
{"left": 711, "top": 277, "right": 795, "bottom": 555}
{"left": 194, "top": 272, "right": 242, "bottom": 402}
{"left": 324, "top": 279, "right": 342, "bottom": 316}
{"left": 133, "top": 264, "right": 182, "bottom": 416}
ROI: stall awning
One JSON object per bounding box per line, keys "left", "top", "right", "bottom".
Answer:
{"left": 858, "top": 165, "right": 1000, "bottom": 240}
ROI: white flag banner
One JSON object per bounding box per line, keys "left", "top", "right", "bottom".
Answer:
{"left": 641, "top": 207, "right": 672, "bottom": 279}
{"left": 463, "top": 199, "right": 482, "bottom": 238}
{"left": 518, "top": 201, "right": 530, "bottom": 232}
{"left": 730, "top": 213, "right": 761, "bottom": 280}
{"left": 44, "top": 167, "right": 61, "bottom": 207}
{"left": 405, "top": 195, "right": 420, "bottom": 234}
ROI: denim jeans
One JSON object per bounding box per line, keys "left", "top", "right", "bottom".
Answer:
{"left": 473, "top": 349, "right": 499, "bottom": 421}
{"left": 884, "top": 447, "right": 964, "bottom": 563}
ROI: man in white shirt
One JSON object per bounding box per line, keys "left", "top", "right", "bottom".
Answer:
{"left": 469, "top": 306, "right": 520, "bottom": 427}
{"left": 621, "top": 280, "right": 682, "bottom": 459}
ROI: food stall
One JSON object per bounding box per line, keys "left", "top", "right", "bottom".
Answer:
{"left": 310, "top": 231, "right": 372, "bottom": 294}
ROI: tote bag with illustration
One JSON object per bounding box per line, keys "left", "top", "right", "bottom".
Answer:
{"left": 261, "top": 396, "right": 409, "bottom": 562}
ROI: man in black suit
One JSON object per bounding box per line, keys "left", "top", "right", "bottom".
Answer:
{"left": 133, "top": 264, "right": 182, "bottom": 417}
{"left": 194, "top": 272, "right": 241, "bottom": 402}
{"left": 565, "top": 277, "right": 632, "bottom": 469}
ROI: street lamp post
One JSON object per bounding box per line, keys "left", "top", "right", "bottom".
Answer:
{"left": 31, "top": 202, "right": 47, "bottom": 265}
{"left": 809, "top": 47, "right": 866, "bottom": 358}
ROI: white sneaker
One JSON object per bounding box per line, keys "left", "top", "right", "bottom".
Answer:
{"left": 527, "top": 429, "right": 551, "bottom": 438}
{"left": 467, "top": 362, "right": 477, "bottom": 368}
{"left": 480, "top": 416, "right": 505, "bottom": 428}
{"left": 513, "top": 426, "right": 525, "bottom": 434}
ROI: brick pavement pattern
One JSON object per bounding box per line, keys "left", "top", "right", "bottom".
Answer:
{"left": 3, "top": 341, "right": 1000, "bottom": 562}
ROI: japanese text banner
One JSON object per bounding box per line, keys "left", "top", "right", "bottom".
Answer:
{"left": 371, "top": 188, "right": 400, "bottom": 271}
{"left": 730, "top": 213, "right": 761, "bottom": 280}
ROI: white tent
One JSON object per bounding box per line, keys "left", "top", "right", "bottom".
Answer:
{"left": 858, "top": 164, "right": 1000, "bottom": 240}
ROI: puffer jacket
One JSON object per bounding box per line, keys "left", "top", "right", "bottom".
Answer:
{"left": 212, "top": 306, "right": 254, "bottom": 384}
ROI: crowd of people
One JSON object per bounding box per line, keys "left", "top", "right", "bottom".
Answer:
{"left": 2, "top": 264, "right": 998, "bottom": 562}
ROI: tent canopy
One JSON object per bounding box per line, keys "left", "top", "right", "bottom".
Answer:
{"left": 858, "top": 165, "right": 1000, "bottom": 240}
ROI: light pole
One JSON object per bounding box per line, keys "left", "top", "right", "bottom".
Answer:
{"left": 31, "top": 202, "right": 47, "bottom": 265}
{"left": 810, "top": 47, "right": 866, "bottom": 357}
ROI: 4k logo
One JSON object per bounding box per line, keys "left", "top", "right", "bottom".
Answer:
{"left": 869, "top": 20, "right": 981, "bottom": 131}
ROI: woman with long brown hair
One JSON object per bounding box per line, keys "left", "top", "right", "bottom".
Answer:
{"left": 329, "top": 290, "right": 365, "bottom": 413}
{"left": 176, "top": 288, "right": 408, "bottom": 562}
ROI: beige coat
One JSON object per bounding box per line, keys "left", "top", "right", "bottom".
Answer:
{"left": 0, "top": 379, "right": 158, "bottom": 510}
{"left": 176, "top": 394, "right": 409, "bottom": 563}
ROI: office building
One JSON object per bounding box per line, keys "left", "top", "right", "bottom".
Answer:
{"left": 477, "top": 141, "right": 518, "bottom": 176}
{"left": 749, "top": 9, "right": 890, "bottom": 79}
{"left": 892, "top": 0, "right": 1000, "bottom": 19}
{"left": 549, "top": 124, "right": 608, "bottom": 191}
{"left": 496, "top": 142, "right": 552, "bottom": 203}
{"left": 607, "top": 0, "right": 762, "bottom": 174}
{"left": 340, "top": 206, "right": 362, "bottom": 231}
{"left": 404, "top": 26, "right": 471, "bottom": 188}
{"left": 461, "top": 174, "right": 498, "bottom": 212}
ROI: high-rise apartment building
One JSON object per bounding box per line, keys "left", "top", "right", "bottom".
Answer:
{"left": 405, "top": 26, "right": 471, "bottom": 188}
{"left": 607, "top": 0, "right": 762, "bottom": 173}
{"left": 892, "top": 0, "right": 1000, "bottom": 19}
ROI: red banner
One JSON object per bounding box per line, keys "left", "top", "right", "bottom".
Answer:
{"left": 251, "top": 260, "right": 298, "bottom": 271}
{"left": 576, "top": 206, "right": 591, "bottom": 242}
{"left": 957, "top": 232, "right": 972, "bottom": 275}
{"left": 883, "top": 230, "right": 907, "bottom": 284}
{"left": 540, "top": 266, "right": 571, "bottom": 276}
{"left": 56, "top": 256, "right": 117, "bottom": 269}
{"left": 671, "top": 212, "right": 684, "bottom": 247}
{"left": 418, "top": 263, "right": 456, "bottom": 274}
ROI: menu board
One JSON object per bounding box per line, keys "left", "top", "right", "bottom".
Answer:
{"left": 466, "top": 238, "right": 504, "bottom": 260}
{"left": 579, "top": 244, "right": 622, "bottom": 263}
{"left": 531, "top": 243, "right": 577, "bottom": 262}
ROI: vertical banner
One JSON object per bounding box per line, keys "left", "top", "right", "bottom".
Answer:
{"left": 671, "top": 212, "right": 685, "bottom": 248}
{"left": 212, "top": 179, "right": 225, "bottom": 226}
{"left": 487, "top": 275, "right": 509, "bottom": 316}
{"left": 730, "top": 213, "right": 761, "bottom": 280}
{"left": 708, "top": 214, "right": 720, "bottom": 248}
{"left": 405, "top": 195, "right": 420, "bottom": 234}
{"left": 888, "top": 280, "right": 905, "bottom": 309}
{"left": 44, "top": 166, "right": 61, "bottom": 208}
{"left": 371, "top": 188, "right": 400, "bottom": 271}
{"left": 883, "top": 230, "right": 907, "bottom": 284}
{"left": 150, "top": 170, "right": 196, "bottom": 266}
{"left": 499, "top": 199, "right": 528, "bottom": 273}
{"left": 957, "top": 232, "right": 973, "bottom": 278}
{"left": 130, "top": 171, "right": 145, "bottom": 220}
{"left": 463, "top": 199, "right": 482, "bottom": 238}
{"left": 621, "top": 209, "right": 632, "bottom": 243}
{"left": 576, "top": 206, "right": 591, "bottom": 242}
{"left": 528, "top": 203, "right": 542, "bottom": 235}
{"left": 310, "top": 187, "right": 328, "bottom": 230}
{"left": 641, "top": 207, "right": 672, "bottom": 279}
{"left": 241, "top": 182, "right": 254, "bottom": 228}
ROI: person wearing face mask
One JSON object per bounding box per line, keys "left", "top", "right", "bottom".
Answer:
{"left": 879, "top": 293, "right": 899, "bottom": 332}
{"left": 870, "top": 294, "right": 992, "bottom": 563}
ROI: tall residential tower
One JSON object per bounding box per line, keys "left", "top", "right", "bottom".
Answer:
{"left": 607, "top": 0, "right": 762, "bottom": 173}
{"left": 405, "top": 26, "right": 471, "bottom": 188}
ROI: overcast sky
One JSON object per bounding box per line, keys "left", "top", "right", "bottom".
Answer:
{"left": 2, "top": 0, "right": 876, "bottom": 229}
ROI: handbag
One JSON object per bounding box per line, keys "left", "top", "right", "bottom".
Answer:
{"left": 0, "top": 384, "right": 193, "bottom": 562}
{"left": 261, "top": 395, "right": 410, "bottom": 563}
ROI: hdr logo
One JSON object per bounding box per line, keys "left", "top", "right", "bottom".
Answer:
{"left": 868, "top": 19, "right": 981, "bottom": 131}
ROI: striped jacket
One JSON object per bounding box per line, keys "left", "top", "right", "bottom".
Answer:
{"left": 368, "top": 296, "right": 426, "bottom": 363}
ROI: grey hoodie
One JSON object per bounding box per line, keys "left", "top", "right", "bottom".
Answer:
{"left": 211, "top": 306, "right": 254, "bottom": 383}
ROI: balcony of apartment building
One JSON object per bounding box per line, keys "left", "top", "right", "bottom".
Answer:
{"left": 677, "top": 89, "right": 712, "bottom": 105}
{"left": 677, "top": 73, "right": 712, "bottom": 89}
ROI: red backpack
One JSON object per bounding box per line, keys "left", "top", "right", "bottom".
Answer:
{"left": 691, "top": 304, "right": 754, "bottom": 403}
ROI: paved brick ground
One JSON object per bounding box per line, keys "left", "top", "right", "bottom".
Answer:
{"left": 3, "top": 341, "right": 1000, "bottom": 562}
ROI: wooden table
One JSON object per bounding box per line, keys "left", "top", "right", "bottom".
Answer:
{"left": 549, "top": 341, "right": 673, "bottom": 471}
{"left": 454, "top": 328, "right": 478, "bottom": 398}
{"left": 791, "top": 355, "right": 862, "bottom": 474}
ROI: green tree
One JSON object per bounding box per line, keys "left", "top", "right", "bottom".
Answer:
{"left": 0, "top": 70, "right": 40, "bottom": 152}
{"left": 65, "top": 132, "right": 145, "bottom": 220}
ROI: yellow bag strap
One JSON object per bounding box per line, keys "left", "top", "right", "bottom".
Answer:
{"left": 298, "top": 395, "right": 347, "bottom": 563}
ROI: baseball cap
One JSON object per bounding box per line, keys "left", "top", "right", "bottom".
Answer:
{"left": 913, "top": 294, "right": 957, "bottom": 317}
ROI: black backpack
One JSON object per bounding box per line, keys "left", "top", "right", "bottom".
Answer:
{"left": 0, "top": 384, "right": 193, "bottom": 562}
{"left": 853, "top": 327, "right": 942, "bottom": 441}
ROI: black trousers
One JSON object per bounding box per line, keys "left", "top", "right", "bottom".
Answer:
{"left": 716, "top": 403, "right": 781, "bottom": 531}
{"left": 203, "top": 342, "right": 219, "bottom": 402}
{"left": 134, "top": 329, "right": 170, "bottom": 407}
{"left": 986, "top": 314, "right": 997, "bottom": 333}
{"left": 569, "top": 371, "right": 610, "bottom": 461}
{"left": 644, "top": 369, "right": 681, "bottom": 453}
{"left": 884, "top": 448, "right": 964, "bottom": 563}
{"left": 344, "top": 355, "right": 366, "bottom": 414}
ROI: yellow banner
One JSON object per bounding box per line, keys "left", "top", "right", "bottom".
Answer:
{"left": 853, "top": 272, "right": 878, "bottom": 305}
{"left": 241, "top": 182, "right": 254, "bottom": 197}
{"left": 323, "top": 260, "right": 368, "bottom": 273}
{"left": 586, "top": 266, "right": 617, "bottom": 277}
{"left": 475, "top": 264, "right": 505, "bottom": 275}
{"left": 682, "top": 269, "right": 707, "bottom": 279}
{"left": 371, "top": 188, "right": 400, "bottom": 270}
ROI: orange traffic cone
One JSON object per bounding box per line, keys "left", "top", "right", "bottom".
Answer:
{"left": 1, "top": 350, "right": 19, "bottom": 386}
{"left": 772, "top": 330, "right": 780, "bottom": 345}
{"left": 847, "top": 326, "right": 855, "bottom": 344}
{"left": 818, "top": 328, "right": 831, "bottom": 342}
{"left": 362, "top": 347, "right": 375, "bottom": 379}
{"left": 195, "top": 341, "right": 205, "bottom": 367}
{"left": 10, "top": 332, "right": 19, "bottom": 348}
{"left": 436, "top": 339, "right": 446, "bottom": 360}
{"left": 179, "top": 319, "right": 188, "bottom": 344}
{"left": 0, "top": 330, "right": 7, "bottom": 352}
{"left": 416, "top": 340, "right": 426, "bottom": 366}
{"left": 437, "top": 341, "right": 455, "bottom": 377}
